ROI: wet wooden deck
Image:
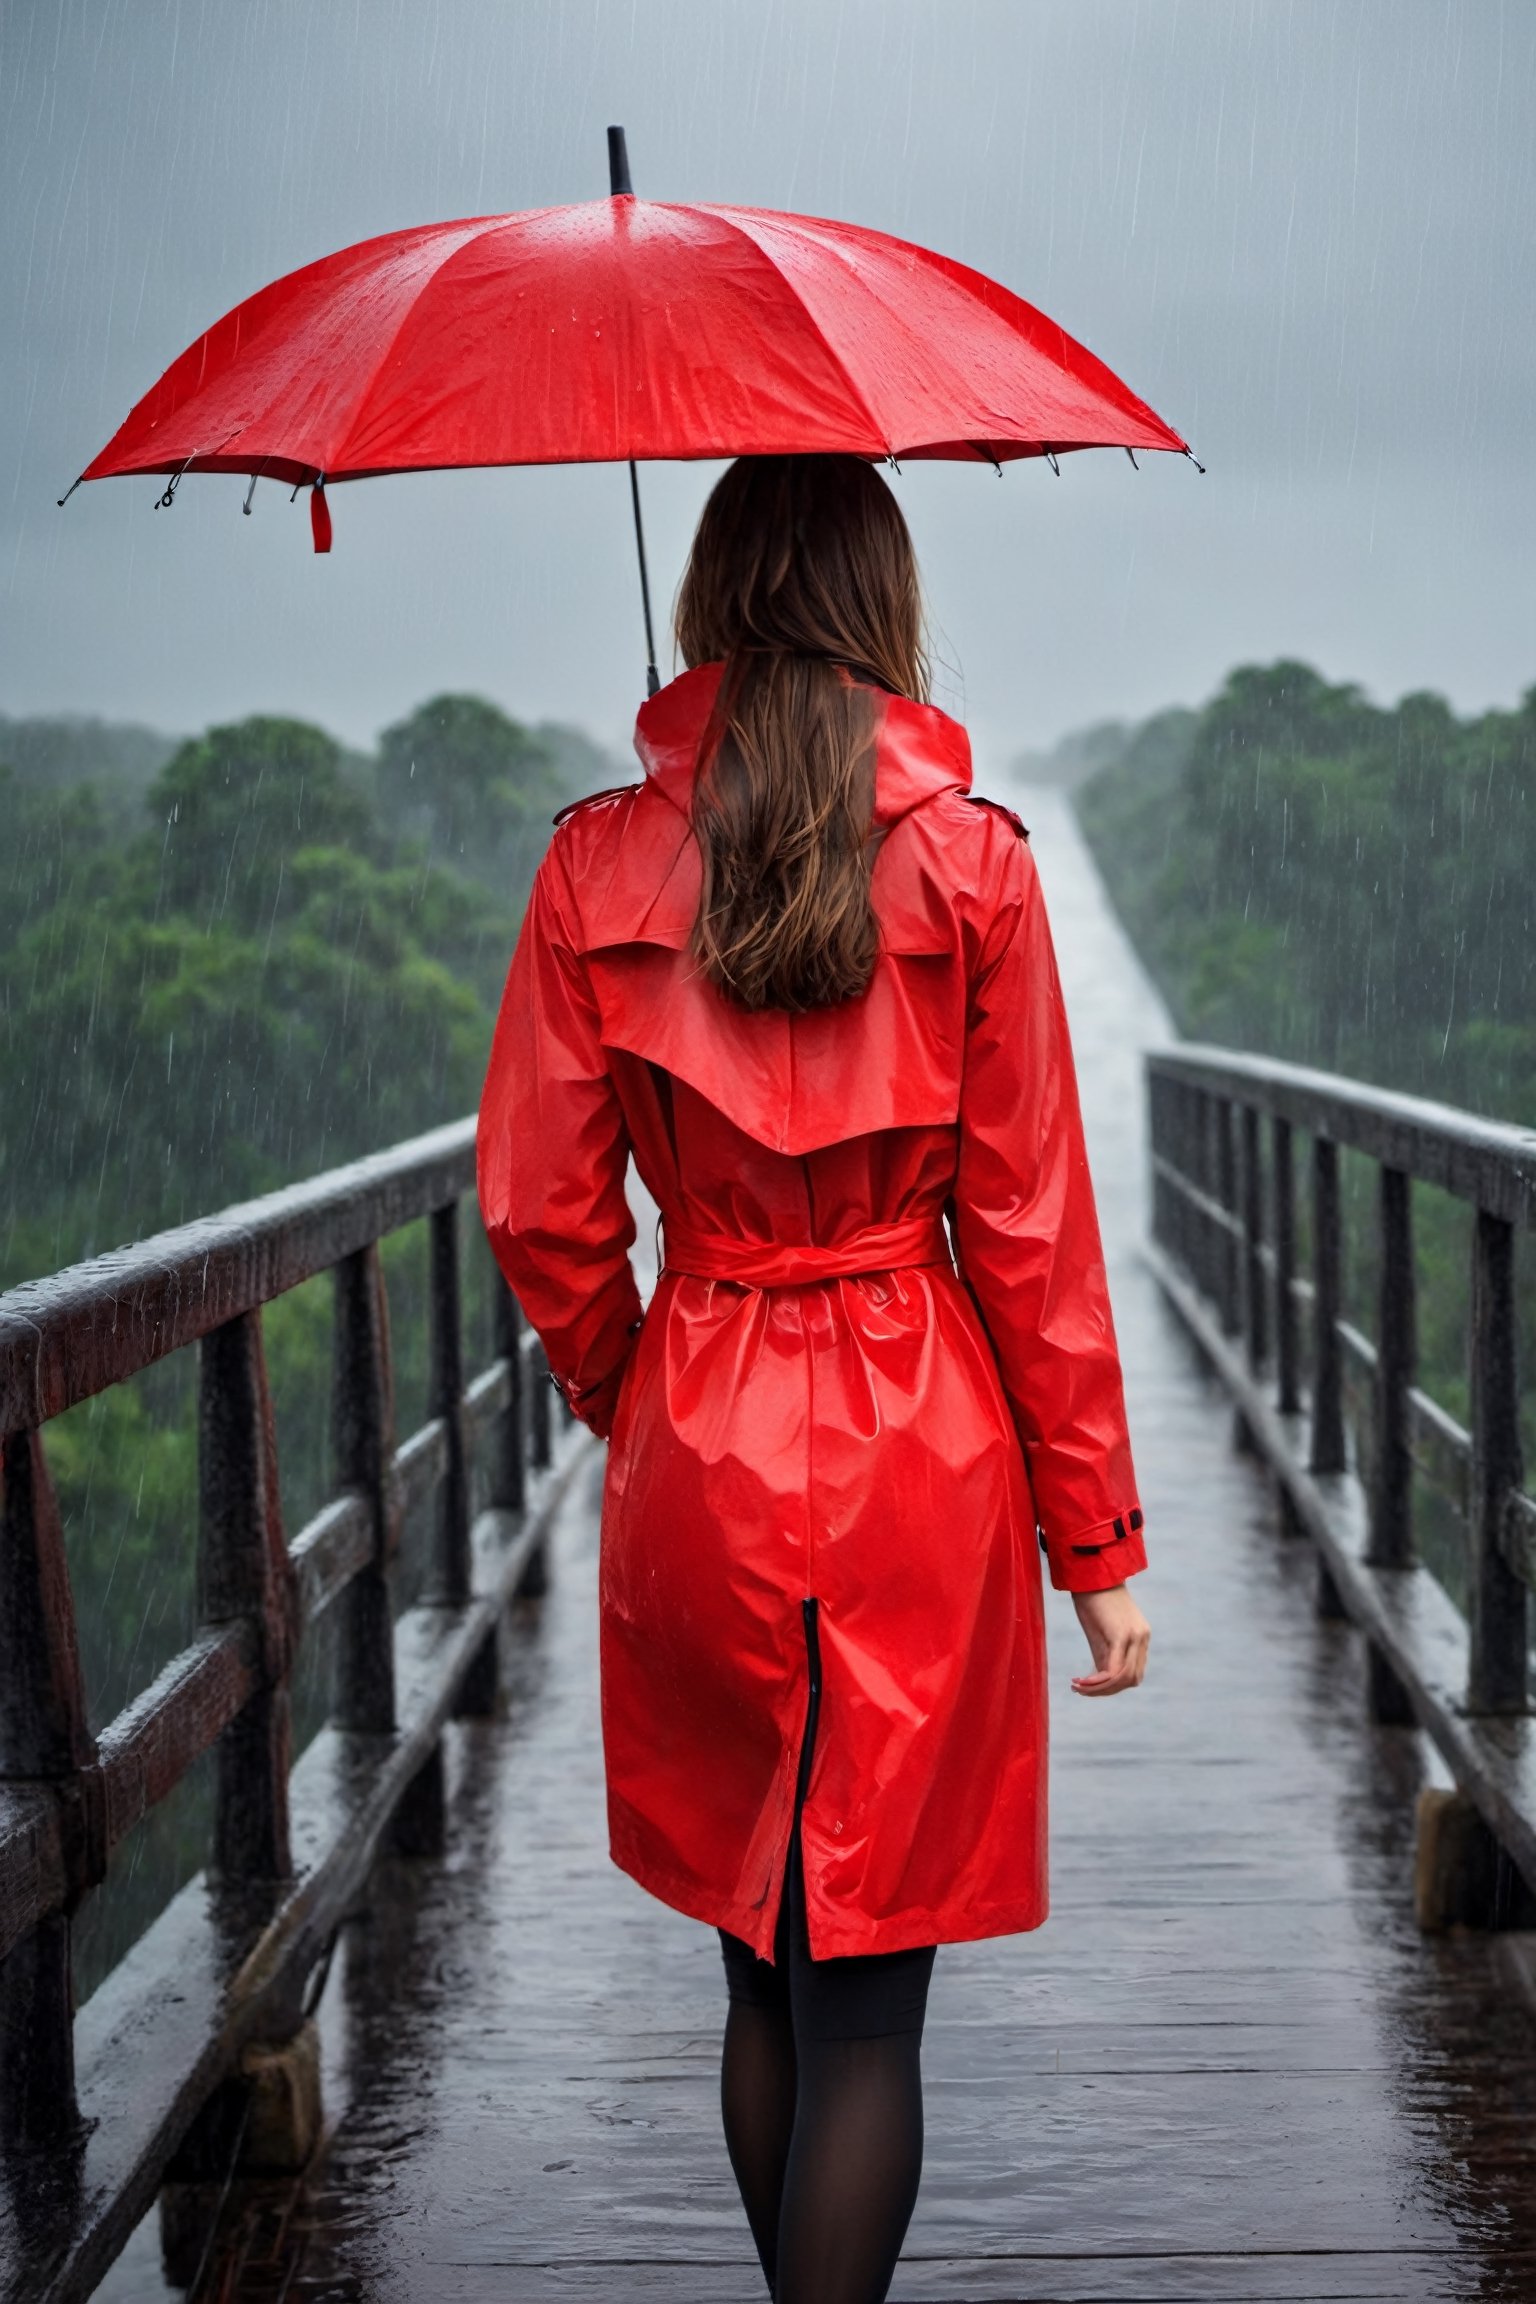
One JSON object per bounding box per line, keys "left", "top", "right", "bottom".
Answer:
{"left": 101, "top": 795, "right": 1536, "bottom": 2302}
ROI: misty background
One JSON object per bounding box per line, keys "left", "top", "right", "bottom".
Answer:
{"left": 3, "top": 0, "right": 1535, "bottom": 2025}
{"left": 5, "top": 0, "right": 1534, "bottom": 763}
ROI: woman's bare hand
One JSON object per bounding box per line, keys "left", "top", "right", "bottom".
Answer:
{"left": 1070, "top": 1584, "right": 1150, "bottom": 1697}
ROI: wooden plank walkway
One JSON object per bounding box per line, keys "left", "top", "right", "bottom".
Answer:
{"left": 101, "top": 795, "right": 1536, "bottom": 2302}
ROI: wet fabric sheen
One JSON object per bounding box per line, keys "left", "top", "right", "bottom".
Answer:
{"left": 478, "top": 661, "right": 1148, "bottom": 1959}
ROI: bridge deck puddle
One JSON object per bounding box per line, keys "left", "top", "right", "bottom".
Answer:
{"left": 102, "top": 796, "right": 1536, "bottom": 2302}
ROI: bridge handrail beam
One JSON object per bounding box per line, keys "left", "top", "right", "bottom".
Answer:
{"left": 1152, "top": 1044, "right": 1536, "bottom": 1228}
{"left": 0, "top": 1117, "right": 478, "bottom": 1440}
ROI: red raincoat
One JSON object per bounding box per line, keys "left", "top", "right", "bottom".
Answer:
{"left": 477, "top": 664, "right": 1146, "bottom": 1958}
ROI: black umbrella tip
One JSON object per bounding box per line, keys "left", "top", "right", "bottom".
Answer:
{"left": 607, "top": 126, "right": 634, "bottom": 198}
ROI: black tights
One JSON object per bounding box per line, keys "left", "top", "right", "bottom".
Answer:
{"left": 718, "top": 1830, "right": 936, "bottom": 2303}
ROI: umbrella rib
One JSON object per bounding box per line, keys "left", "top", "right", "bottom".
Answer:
{"left": 741, "top": 218, "right": 1014, "bottom": 457}
{"left": 713, "top": 205, "right": 1185, "bottom": 458}
{"left": 702, "top": 208, "right": 892, "bottom": 454}
{"left": 319, "top": 217, "right": 511, "bottom": 480}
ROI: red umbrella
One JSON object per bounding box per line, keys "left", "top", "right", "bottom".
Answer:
{"left": 71, "top": 129, "right": 1193, "bottom": 689}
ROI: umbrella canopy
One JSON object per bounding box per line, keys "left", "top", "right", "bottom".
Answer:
{"left": 82, "top": 197, "right": 1187, "bottom": 495}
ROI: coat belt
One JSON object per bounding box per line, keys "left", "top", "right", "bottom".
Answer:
{"left": 660, "top": 1212, "right": 953, "bottom": 1289}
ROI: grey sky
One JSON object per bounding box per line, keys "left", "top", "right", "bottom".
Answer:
{"left": 3, "top": 0, "right": 1532, "bottom": 773}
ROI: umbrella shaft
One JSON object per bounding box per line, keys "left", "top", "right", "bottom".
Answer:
{"left": 628, "top": 459, "right": 661, "bottom": 697}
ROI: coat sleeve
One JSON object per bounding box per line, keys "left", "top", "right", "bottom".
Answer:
{"left": 476, "top": 836, "right": 643, "bottom": 1439}
{"left": 951, "top": 829, "right": 1147, "bottom": 1595}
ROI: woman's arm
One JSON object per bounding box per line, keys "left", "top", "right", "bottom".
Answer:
{"left": 476, "top": 839, "right": 643, "bottom": 1438}
{"left": 951, "top": 827, "right": 1149, "bottom": 1601}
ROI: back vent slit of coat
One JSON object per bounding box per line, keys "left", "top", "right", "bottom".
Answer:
{"left": 794, "top": 1595, "right": 823, "bottom": 1818}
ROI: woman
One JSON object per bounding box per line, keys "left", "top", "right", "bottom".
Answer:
{"left": 477, "top": 453, "right": 1150, "bottom": 2304}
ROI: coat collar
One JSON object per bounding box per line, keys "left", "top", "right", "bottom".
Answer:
{"left": 633, "top": 661, "right": 973, "bottom": 826}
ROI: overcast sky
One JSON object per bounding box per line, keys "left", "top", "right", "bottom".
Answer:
{"left": 3, "top": 0, "right": 1532, "bottom": 772}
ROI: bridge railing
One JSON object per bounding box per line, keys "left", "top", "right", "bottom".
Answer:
{"left": 1145, "top": 1043, "right": 1536, "bottom": 1925}
{"left": 0, "top": 1119, "right": 580, "bottom": 2304}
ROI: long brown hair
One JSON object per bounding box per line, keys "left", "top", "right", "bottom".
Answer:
{"left": 674, "top": 454, "right": 928, "bottom": 1013}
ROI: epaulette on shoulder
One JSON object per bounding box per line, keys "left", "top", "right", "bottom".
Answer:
{"left": 963, "top": 794, "right": 1029, "bottom": 841}
{"left": 552, "top": 783, "right": 641, "bottom": 828}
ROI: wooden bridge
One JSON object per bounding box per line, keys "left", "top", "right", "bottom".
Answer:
{"left": 6, "top": 791, "right": 1536, "bottom": 2302}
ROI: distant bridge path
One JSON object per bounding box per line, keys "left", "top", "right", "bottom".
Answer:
{"left": 86, "top": 790, "right": 1536, "bottom": 2301}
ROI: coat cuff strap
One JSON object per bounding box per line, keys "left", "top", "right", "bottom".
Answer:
{"left": 1040, "top": 1505, "right": 1147, "bottom": 1594}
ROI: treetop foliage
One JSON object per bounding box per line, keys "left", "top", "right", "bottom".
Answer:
{"left": 377, "top": 693, "right": 569, "bottom": 889}
{"left": 0, "top": 695, "right": 614, "bottom": 1290}
{"left": 151, "top": 716, "right": 378, "bottom": 930}
{"left": 1076, "top": 661, "right": 1536, "bottom": 1123}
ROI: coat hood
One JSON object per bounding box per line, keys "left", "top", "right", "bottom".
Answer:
{"left": 634, "top": 660, "right": 974, "bottom": 829}
{"left": 548, "top": 662, "right": 1015, "bottom": 1156}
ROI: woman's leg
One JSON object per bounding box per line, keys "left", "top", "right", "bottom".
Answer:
{"left": 718, "top": 1839, "right": 936, "bottom": 2304}
{"left": 721, "top": 1600, "right": 934, "bottom": 2304}
{"left": 719, "top": 1922, "right": 798, "bottom": 2294}
{"left": 773, "top": 1834, "right": 936, "bottom": 2304}
{"left": 773, "top": 2028, "right": 927, "bottom": 2304}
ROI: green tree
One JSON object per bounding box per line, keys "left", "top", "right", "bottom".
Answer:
{"left": 1078, "top": 664, "right": 1536, "bottom": 1118}
{"left": 150, "top": 716, "right": 375, "bottom": 931}
{"left": 1, "top": 712, "right": 526, "bottom": 1282}
{"left": 377, "top": 693, "right": 568, "bottom": 894}
{"left": 0, "top": 768, "right": 124, "bottom": 960}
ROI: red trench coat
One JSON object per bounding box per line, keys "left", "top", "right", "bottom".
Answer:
{"left": 477, "top": 663, "right": 1147, "bottom": 1959}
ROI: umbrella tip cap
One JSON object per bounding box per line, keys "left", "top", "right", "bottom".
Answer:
{"left": 607, "top": 125, "right": 634, "bottom": 198}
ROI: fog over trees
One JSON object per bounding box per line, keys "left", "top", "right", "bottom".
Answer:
{"left": 1, "top": 699, "right": 613, "bottom": 1287}
{"left": 1075, "top": 662, "right": 1536, "bottom": 1126}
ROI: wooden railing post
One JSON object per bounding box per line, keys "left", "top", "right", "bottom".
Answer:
{"left": 1241, "top": 1102, "right": 1267, "bottom": 1374}
{"left": 490, "top": 1279, "right": 526, "bottom": 1519}
{"left": 1146, "top": 1071, "right": 1164, "bottom": 1244}
{"left": 1273, "top": 1115, "right": 1300, "bottom": 1414}
{"left": 0, "top": 1428, "right": 99, "bottom": 2149}
{"left": 1467, "top": 1209, "right": 1527, "bottom": 1714}
{"left": 1369, "top": 1166, "right": 1416, "bottom": 1569}
{"left": 1215, "top": 1097, "right": 1240, "bottom": 1336}
{"left": 527, "top": 1339, "right": 553, "bottom": 1473}
{"left": 333, "top": 1245, "right": 398, "bottom": 1734}
{"left": 1148, "top": 1071, "right": 1173, "bottom": 1256}
{"left": 1309, "top": 1136, "right": 1346, "bottom": 1476}
{"left": 495, "top": 1290, "right": 552, "bottom": 1599}
{"left": 199, "top": 1312, "right": 295, "bottom": 1883}
{"left": 428, "top": 1200, "right": 471, "bottom": 1608}
{"left": 1179, "top": 1082, "right": 1197, "bottom": 1281}
{"left": 1197, "top": 1087, "right": 1215, "bottom": 1308}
